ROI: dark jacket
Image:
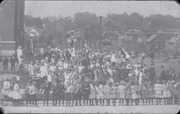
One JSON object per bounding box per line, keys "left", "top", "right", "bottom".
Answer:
{"left": 160, "top": 69, "right": 167, "bottom": 81}
{"left": 53, "top": 83, "right": 65, "bottom": 96}
{"left": 10, "top": 57, "right": 15, "bottom": 65}
{"left": 42, "top": 83, "right": 51, "bottom": 95}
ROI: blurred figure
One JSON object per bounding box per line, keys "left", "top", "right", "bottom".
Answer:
{"left": 104, "top": 81, "right": 110, "bottom": 106}
{"left": 2, "top": 78, "right": 10, "bottom": 100}
{"left": 28, "top": 61, "right": 35, "bottom": 78}
{"left": 160, "top": 65, "right": 167, "bottom": 81}
{"left": 30, "top": 81, "right": 38, "bottom": 107}
{"left": 41, "top": 80, "right": 51, "bottom": 106}
{"left": 154, "top": 80, "right": 163, "bottom": 105}
{"left": 25, "top": 81, "right": 32, "bottom": 107}
{"left": 81, "top": 81, "right": 90, "bottom": 106}
{"left": 173, "top": 80, "right": 180, "bottom": 104}
{"left": 118, "top": 81, "right": 126, "bottom": 105}
{"left": 16, "top": 46, "right": 23, "bottom": 65}
{"left": 125, "top": 81, "right": 131, "bottom": 105}
{"left": 11, "top": 81, "right": 22, "bottom": 106}
{"left": 52, "top": 79, "right": 61, "bottom": 106}
{"left": 3, "top": 57, "right": 8, "bottom": 72}
{"left": 10, "top": 56, "right": 15, "bottom": 71}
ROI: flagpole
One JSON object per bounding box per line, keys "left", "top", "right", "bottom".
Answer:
{"left": 99, "top": 16, "right": 102, "bottom": 53}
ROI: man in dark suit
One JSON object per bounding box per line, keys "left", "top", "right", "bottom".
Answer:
{"left": 3, "top": 57, "right": 9, "bottom": 72}
{"left": 52, "top": 79, "right": 60, "bottom": 106}
{"left": 10, "top": 56, "right": 16, "bottom": 71}
{"left": 58, "top": 81, "right": 65, "bottom": 106}
{"left": 41, "top": 80, "right": 51, "bottom": 106}
{"left": 81, "top": 81, "right": 90, "bottom": 106}
{"left": 160, "top": 65, "right": 167, "bottom": 81}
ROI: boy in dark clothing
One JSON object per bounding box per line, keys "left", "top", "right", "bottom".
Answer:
{"left": 10, "top": 56, "right": 16, "bottom": 71}
{"left": 41, "top": 80, "right": 51, "bottom": 106}
{"left": 160, "top": 65, "right": 167, "bottom": 81}
{"left": 52, "top": 79, "right": 61, "bottom": 106}
{"left": 58, "top": 81, "right": 65, "bottom": 106}
{"left": 3, "top": 57, "right": 9, "bottom": 72}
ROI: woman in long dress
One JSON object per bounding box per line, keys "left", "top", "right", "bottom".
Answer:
{"left": 2, "top": 78, "right": 11, "bottom": 98}
{"left": 89, "top": 83, "right": 96, "bottom": 105}
{"left": 28, "top": 61, "right": 35, "bottom": 78}
{"left": 112, "top": 83, "right": 118, "bottom": 106}
{"left": 104, "top": 82, "right": 110, "bottom": 105}
{"left": 154, "top": 80, "right": 163, "bottom": 105}
{"left": 96, "top": 84, "right": 104, "bottom": 105}
{"left": 16, "top": 46, "right": 23, "bottom": 65}
{"left": 11, "top": 81, "right": 22, "bottom": 106}
{"left": 166, "top": 81, "right": 173, "bottom": 104}
{"left": 141, "top": 81, "right": 148, "bottom": 105}
{"left": 131, "top": 81, "right": 139, "bottom": 105}
{"left": 118, "top": 81, "right": 126, "bottom": 105}
{"left": 162, "top": 80, "right": 171, "bottom": 104}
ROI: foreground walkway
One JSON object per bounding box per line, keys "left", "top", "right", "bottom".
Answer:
{"left": 3, "top": 105, "right": 180, "bottom": 113}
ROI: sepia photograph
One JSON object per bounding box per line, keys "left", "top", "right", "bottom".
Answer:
{"left": 0, "top": 0, "right": 180, "bottom": 113}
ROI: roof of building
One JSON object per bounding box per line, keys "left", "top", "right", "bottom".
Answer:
{"left": 146, "top": 35, "right": 157, "bottom": 43}
{"left": 28, "top": 28, "right": 40, "bottom": 36}
{"left": 25, "top": 26, "right": 41, "bottom": 37}
{"left": 168, "top": 37, "right": 180, "bottom": 44}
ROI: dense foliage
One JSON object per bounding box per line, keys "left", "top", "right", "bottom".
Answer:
{"left": 24, "top": 12, "right": 180, "bottom": 45}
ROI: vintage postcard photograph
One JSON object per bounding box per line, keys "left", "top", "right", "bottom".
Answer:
{"left": 0, "top": 0, "right": 180, "bottom": 113}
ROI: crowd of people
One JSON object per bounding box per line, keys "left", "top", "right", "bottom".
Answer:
{"left": 0, "top": 41, "right": 180, "bottom": 107}
{"left": 0, "top": 56, "right": 16, "bottom": 72}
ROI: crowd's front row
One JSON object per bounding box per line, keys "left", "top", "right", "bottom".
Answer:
{"left": 1, "top": 75, "right": 180, "bottom": 107}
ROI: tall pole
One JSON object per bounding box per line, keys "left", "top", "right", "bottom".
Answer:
{"left": 176, "top": 34, "right": 178, "bottom": 54}
{"left": 99, "top": 16, "right": 102, "bottom": 52}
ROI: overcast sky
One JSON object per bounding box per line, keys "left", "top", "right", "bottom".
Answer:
{"left": 25, "top": 1, "right": 180, "bottom": 18}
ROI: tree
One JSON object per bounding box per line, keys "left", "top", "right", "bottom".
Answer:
{"left": 24, "top": 15, "right": 43, "bottom": 29}
{"left": 73, "top": 12, "right": 99, "bottom": 31}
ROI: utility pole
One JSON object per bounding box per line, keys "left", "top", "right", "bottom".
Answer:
{"left": 99, "top": 16, "right": 103, "bottom": 52}
{"left": 176, "top": 34, "right": 178, "bottom": 54}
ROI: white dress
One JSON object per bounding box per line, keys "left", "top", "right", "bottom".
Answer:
{"left": 96, "top": 85, "right": 104, "bottom": 99}
{"left": 16, "top": 47, "right": 23, "bottom": 63}
{"left": 138, "top": 72, "right": 143, "bottom": 85}
{"left": 28, "top": 64, "right": 34, "bottom": 76}
{"left": 162, "top": 83, "right": 171, "bottom": 98}
{"left": 47, "top": 74, "right": 52, "bottom": 83}
{"left": 89, "top": 84, "right": 96, "bottom": 99}
{"left": 166, "top": 83, "right": 171, "bottom": 98}
{"left": 64, "top": 73, "right": 70, "bottom": 86}
{"left": 10, "top": 83, "right": 22, "bottom": 100}
{"left": 40, "top": 65, "right": 48, "bottom": 77}
{"left": 131, "top": 85, "right": 138, "bottom": 99}
{"left": 111, "top": 54, "right": 117, "bottom": 63}
{"left": 154, "top": 84, "right": 163, "bottom": 98}
{"left": 118, "top": 85, "right": 126, "bottom": 99}
{"left": 2, "top": 81, "right": 10, "bottom": 96}
{"left": 50, "top": 65, "right": 56, "bottom": 72}
{"left": 103, "top": 85, "right": 110, "bottom": 99}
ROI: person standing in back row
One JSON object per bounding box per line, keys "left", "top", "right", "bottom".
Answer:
{"left": 10, "top": 56, "right": 16, "bottom": 71}
{"left": 160, "top": 65, "right": 167, "bottom": 81}
{"left": 25, "top": 81, "right": 32, "bottom": 107}
{"left": 52, "top": 79, "right": 60, "bottom": 106}
{"left": 41, "top": 80, "right": 51, "bottom": 106}
{"left": 3, "top": 57, "right": 9, "bottom": 72}
{"left": 30, "top": 81, "right": 38, "bottom": 107}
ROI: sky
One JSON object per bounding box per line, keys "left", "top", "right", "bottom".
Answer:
{"left": 25, "top": 1, "right": 180, "bottom": 18}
